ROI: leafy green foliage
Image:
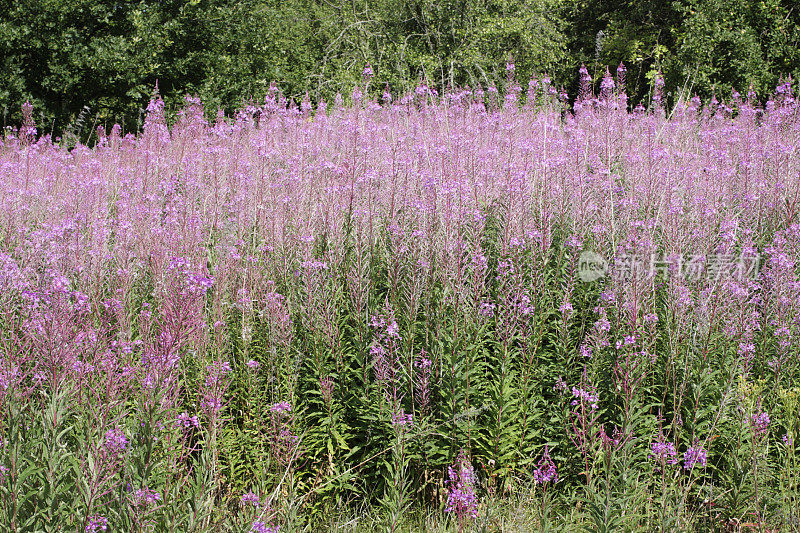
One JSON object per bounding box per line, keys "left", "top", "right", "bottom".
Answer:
{"left": 4, "top": 0, "right": 798, "bottom": 136}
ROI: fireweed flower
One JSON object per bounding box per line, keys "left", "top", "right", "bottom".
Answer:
{"left": 85, "top": 515, "right": 109, "bottom": 532}
{"left": 571, "top": 387, "right": 599, "bottom": 410}
{"left": 187, "top": 274, "right": 214, "bottom": 296}
{"left": 684, "top": 444, "right": 708, "bottom": 470}
{"left": 0, "top": 365, "right": 19, "bottom": 391}
{"left": 446, "top": 451, "right": 478, "bottom": 520}
{"left": 200, "top": 397, "right": 222, "bottom": 412}
{"left": 649, "top": 441, "right": 678, "bottom": 465}
{"left": 738, "top": 342, "right": 755, "bottom": 357}
{"left": 391, "top": 409, "right": 413, "bottom": 427}
{"left": 565, "top": 234, "right": 583, "bottom": 249}
{"left": 751, "top": 411, "right": 770, "bottom": 436}
{"left": 559, "top": 298, "right": 574, "bottom": 317}
{"left": 205, "top": 361, "right": 232, "bottom": 386}
{"left": 624, "top": 335, "right": 636, "bottom": 345}
{"left": 370, "top": 312, "right": 401, "bottom": 341}
{"left": 251, "top": 521, "right": 278, "bottom": 533}
{"left": 300, "top": 259, "right": 328, "bottom": 271}
{"left": 319, "top": 375, "right": 335, "bottom": 406}
{"left": 201, "top": 361, "right": 232, "bottom": 415}
{"left": 497, "top": 259, "right": 515, "bottom": 277}
{"left": 478, "top": 301, "right": 496, "bottom": 317}
{"left": 241, "top": 492, "right": 261, "bottom": 508}
{"left": 134, "top": 487, "right": 161, "bottom": 507}
{"left": 177, "top": 412, "right": 200, "bottom": 428}
{"left": 533, "top": 446, "right": 557, "bottom": 485}
{"left": 270, "top": 401, "right": 291, "bottom": 414}
{"left": 594, "top": 314, "right": 611, "bottom": 333}
{"left": 511, "top": 294, "right": 534, "bottom": 316}
{"left": 104, "top": 428, "right": 128, "bottom": 456}
{"left": 600, "top": 70, "right": 615, "bottom": 92}
{"left": 416, "top": 357, "right": 432, "bottom": 369}
{"left": 277, "top": 426, "right": 300, "bottom": 454}
{"left": 269, "top": 401, "right": 300, "bottom": 464}
{"left": 385, "top": 319, "right": 400, "bottom": 339}
{"left": 246, "top": 359, "right": 261, "bottom": 370}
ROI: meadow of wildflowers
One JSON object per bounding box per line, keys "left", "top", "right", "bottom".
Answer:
{"left": 0, "top": 64, "right": 800, "bottom": 531}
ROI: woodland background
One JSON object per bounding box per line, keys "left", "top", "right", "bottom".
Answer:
{"left": 1, "top": 0, "right": 799, "bottom": 135}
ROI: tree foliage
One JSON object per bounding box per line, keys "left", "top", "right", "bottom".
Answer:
{"left": 0, "top": 0, "right": 799, "bottom": 134}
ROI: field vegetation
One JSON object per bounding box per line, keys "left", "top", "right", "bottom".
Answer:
{"left": 0, "top": 66, "right": 799, "bottom": 531}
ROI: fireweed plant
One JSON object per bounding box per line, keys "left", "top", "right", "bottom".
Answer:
{"left": 0, "top": 64, "right": 799, "bottom": 531}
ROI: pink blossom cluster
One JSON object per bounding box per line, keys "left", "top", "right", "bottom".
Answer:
{"left": 445, "top": 451, "right": 479, "bottom": 521}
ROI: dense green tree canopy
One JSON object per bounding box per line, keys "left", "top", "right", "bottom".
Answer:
{"left": 1, "top": 0, "right": 798, "bottom": 136}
